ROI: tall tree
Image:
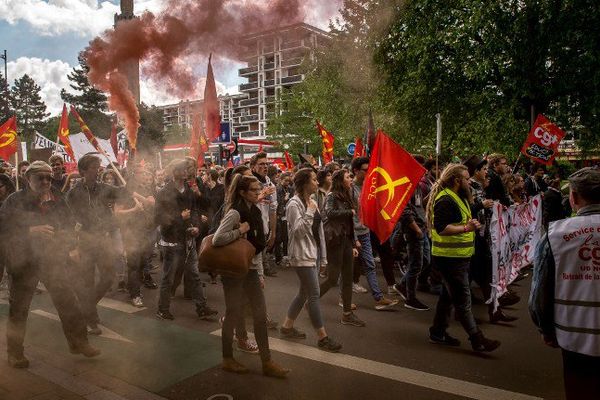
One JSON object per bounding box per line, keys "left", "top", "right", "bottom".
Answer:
{"left": 10, "top": 74, "right": 49, "bottom": 141}
{"left": 61, "top": 52, "right": 111, "bottom": 138}
{"left": 0, "top": 72, "right": 12, "bottom": 125}
{"left": 136, "top": 103, "right": 166, "bottom": 155}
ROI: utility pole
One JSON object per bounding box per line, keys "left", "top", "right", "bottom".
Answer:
{"left": 0, "top": 50, "right": 7, "bottom": 84}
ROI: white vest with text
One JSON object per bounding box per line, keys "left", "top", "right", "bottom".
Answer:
{"left": 548, "top": 215, "right": 600, "bottom": 357}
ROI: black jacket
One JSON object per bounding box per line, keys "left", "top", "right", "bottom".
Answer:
{"left": 155, "top": 181, "right": 200, "bottom": 244}
{"left": 323, "top": 192, "right": 355, "bottom": 242}
{"left": 66, "top": 181, "right": 121, "bottom": 233}
{"left": 0, "top": 187, "right": 76, "bottom": 270}
{"left": 485, "top": 169, "right": 510, "bottom": 207}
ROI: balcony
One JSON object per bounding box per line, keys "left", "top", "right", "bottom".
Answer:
{"left": 265, "top": 95, "right": 276, "bottom": 103}
{"left": 281, "top": 40, "right": 303, "bottom": 51}
{"left": 241, "top": 114, "right": 259, "bottom": 123}
{"left": 240, "top": 82, "right": 258, "bottom": 91}
{"left": 281, "top": 75, "right": 303, "bottom": 85}
{"left": 239, "top": 98, "right": 259, "bottom": 107}
{"left": 282, "top": 57, "right": 303, "bottom": 67}
{"left": 263, "top": 79, "right": 275, "bottom": 87}
{"left": 239, "top": 65, "right": 258, "bottom": 75}
{"left": 264, "top": 62, "right": 275, "bottom": 71}
{"left": 241, "top": 130, "right": 260, "bottom": 138}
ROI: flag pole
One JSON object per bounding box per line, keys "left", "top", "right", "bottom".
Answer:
{"left": 14, "top": 146, "right": 19, "bottom": 191}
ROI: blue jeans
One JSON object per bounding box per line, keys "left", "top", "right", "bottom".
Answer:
{"left": 431, "top": 256, "right": 478, "bottom": 336}
{"left": 158, "top": 243, "right": 206, "bottom": 313}
{"left": 287, "top": 267, "right": 324, "bottom": 329}
{"left": 357, "top": 233, "right": 383, "bottom": 301}
{"left": 400, "top": 235, "right": 430, "bottom": 299}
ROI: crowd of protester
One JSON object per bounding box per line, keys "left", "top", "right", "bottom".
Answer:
{"left": 0, "top": 150, "right": 574, "bottom": 377}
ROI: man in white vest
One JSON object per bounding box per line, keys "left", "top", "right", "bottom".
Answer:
{"left": 530, "top": 166, "right": 600, "bottom": 400}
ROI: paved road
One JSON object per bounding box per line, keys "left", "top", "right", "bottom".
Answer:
{"left": 0, "top": 262, "right": 564, "bottom": 400}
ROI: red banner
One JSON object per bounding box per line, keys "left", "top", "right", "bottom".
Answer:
{"left": 0, "top": 116, "right": 18, "bottom": 160}
{"left": 284, "top": 151, "right": 295, "bottom": 170}
{"left": 353, "top": 137, "right": 365, "bottom": 159}
{"left": 316, "top": 120, "right": 334, "bottom": 164}
{"left": 360, "top": 131, "right": 426, "bottom": 243}
{"left": 58, "top": 104, "right": 75, "bottom": 160}
{"left": 520, "top": 114, "right": 566, "bottom": 165}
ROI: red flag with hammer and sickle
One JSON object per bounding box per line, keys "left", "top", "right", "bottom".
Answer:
{"left": 57, "top": 104, "right": 75, "bottom": 160}
{"left": 0, "top": 116, "right": 18, "bottom": 160}
{"left": 316, "top": 120, "right": 334, "bottom": 163}
{"left": 360, "top": 130, "right": 426, "bottom": 243}
{"left": 69, "top": 106, "right": 102, "bottom": 152}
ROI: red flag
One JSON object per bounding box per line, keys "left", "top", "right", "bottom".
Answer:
{"left": 204, "top": 54, "right": 221, "bottom": 142}
{"left": 110, "top": 118, "right": 118, "bottom": 157}
{"left": 57, "top": 105, "right": 75, "bottom": 160}
{"left": 316, "top": 120, "right": 334, "bottom": 164}
{"left": 190, "top": 106, "right": 208, "bottom": 166}
{"left": 69, "top": 106, "right": 102, "bottom": 152}
{"left": 284, "top": 151, "right": 295, "bottom": 170}
{"left": 360, "top": 131, "right": 426, "bottom": 243}
{"left": 353, "top": 137, "right": 365, "bottom": 159}
{"left": 520, "top": 114, "right": 566, "bottom": 165}
{"left": 258, "top": 143, "right": 263, "bottom": 153}
{"left": 227, "top": 159, "right": 234, "bottom": 168}
{"left": 0, "top": 116, "right": 18, "bottom": 160}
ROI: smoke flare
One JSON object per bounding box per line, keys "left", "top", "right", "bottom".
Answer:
{"left": 85, "top": 0, "right": 314, "bottom": 149}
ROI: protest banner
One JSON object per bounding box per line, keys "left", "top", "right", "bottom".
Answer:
{"left": 490, "top": 195, "right": 543, "bottom": 310}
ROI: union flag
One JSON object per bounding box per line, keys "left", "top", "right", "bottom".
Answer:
{"left": 316, "top": 120, "right": 334, "bottom": 164}
{"left": 69, "top": 106, "right": 102, "bottom": 152}
{"left": 57, "top": 104, "right": 75, "bottom": 160}
{"left": 353, "top": 137, "right": 365, "bottom": 159}
{"left": 360, "top": 131, "right": 426, "bottom": 243}
{"left": 0, "top": 116, "right": 18, "bottom": 160}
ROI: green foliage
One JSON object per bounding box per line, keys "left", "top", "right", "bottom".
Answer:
{"left": 61, "top": 52, "right": 111, "bottom": 138}
{"left": 10, "top": 74, "right": 49, "bottom": 141}
{"left": 41, "top": 115, "right": 80, "bottom": 141}
{"left": 136, "top": 103, "right": 166, "bottom": 154}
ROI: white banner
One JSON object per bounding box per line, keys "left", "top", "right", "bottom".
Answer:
{"left": 490, "top": 195, "right": 543, "bottom": 309}
{"left": 33, "top": 132, "right": 74, "bottom": 163}
{"left": 69, "top": 132, "right": 117, "bottom": 167}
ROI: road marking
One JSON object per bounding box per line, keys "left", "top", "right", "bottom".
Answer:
{"left": 98, "top": 297, "right": 147, "bottom": 314}
{"left": 31, "top": 309, "right": 134, "bottom": 344}
{"left": 211, "top": 329, "right": 542, "bottom": 400}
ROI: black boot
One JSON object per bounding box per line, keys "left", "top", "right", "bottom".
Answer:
{"left": 469, "top": 331, "right": 501, "bottom": 352}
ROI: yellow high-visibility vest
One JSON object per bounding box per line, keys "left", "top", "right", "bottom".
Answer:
{"left": 431, "top": 188, "right": 475, "bottom": 258}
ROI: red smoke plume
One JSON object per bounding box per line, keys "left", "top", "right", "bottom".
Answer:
{"left": 84, "top": 0, "right": 309, "bottom": 149}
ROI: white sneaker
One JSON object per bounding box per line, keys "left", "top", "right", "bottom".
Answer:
{"left": 352, "top": 283, "right": 368, "bottom": 294}
{"left": 131, "top": 296, "right": 144, "bottom": 308}
{"left": 388, "top": 285, "right": 402, "bottom": 296}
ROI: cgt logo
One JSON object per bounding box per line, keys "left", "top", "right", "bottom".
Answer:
{"left": 578, "top": 234, "right": 600, "bottom": 266}
{"left": 367, "top": 167, "right": 412, "bottom": 221}
{"left": 0, "top": 129, "right": 16, "bottom": 148}
{"left": 534, "top": 126, "right": 559, "bottom": 147}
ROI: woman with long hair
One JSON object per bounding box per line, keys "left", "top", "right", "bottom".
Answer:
{"left": 320, "top": 169, "right": 365, "bottom": 327}
{"left": 212, "top": 174, "right": 289, "bottom": 378}
{"left": 279, "top": 168, "right": 342, "bottom": 352}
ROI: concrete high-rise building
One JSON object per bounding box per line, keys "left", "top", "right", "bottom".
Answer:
{"left": 114, "top": 0, "right": 141, "bottom": 104}
{"left": 158, "top": 22, "right": 331, "bottom": 141}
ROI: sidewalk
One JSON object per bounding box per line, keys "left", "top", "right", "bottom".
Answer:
{"left": 0, "top": 362, "right": 86, "bottom": 400}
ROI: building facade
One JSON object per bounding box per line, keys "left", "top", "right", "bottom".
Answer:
{"left": 158, "top": 22, "right": 331, "bottom": 141}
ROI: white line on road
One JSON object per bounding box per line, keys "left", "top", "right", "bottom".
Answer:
{"left": 211, "top": 329, "right": 542, "bottom": 400}
{"left": 31, "top": 309, "right": 134, "bottom": 344}
{"left": 98, "top": 297, "right": 147, "bottom": 314}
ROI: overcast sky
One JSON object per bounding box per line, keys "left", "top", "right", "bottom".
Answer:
{"left": 0, "top": 0, "right": 340, "bottom": 116}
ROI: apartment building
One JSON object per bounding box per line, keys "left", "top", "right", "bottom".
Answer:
{"left": 158, "top": 22, "right": 331, "bottom": 141}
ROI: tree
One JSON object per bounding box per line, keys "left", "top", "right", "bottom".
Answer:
{"left": 10, "top": 74, "right": 49, "bottom": 141}
{"left": 136, "top": 103, "right": 166, "bottom": 155}
{"left": 61, "top": 52, "right": 111, "bottom": 138}
{"left": 377, "top": 0, "right": 600, "bottom": 156}
{"left": 0, "top": 72, "right": 12, "bottom": 125}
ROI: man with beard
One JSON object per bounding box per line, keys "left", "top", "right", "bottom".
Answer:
{"left": 0, "top": 161, "right": 100, "bottom": 368}
{"left": 49, "top": 155, "right": 67, "bottom": 192}
{"left": 66, "top": 154, "right": 121, "bottom": 335}
{"left": 485, "top": 153, "right": 511, "bottom": 207}
{"left": 427, "top": 163, "right": 500, "bottom": 352}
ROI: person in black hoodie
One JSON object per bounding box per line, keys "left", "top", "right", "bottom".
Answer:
{"left": 0, "top": 173, "right": 15, "bottom": 284}
{"left": 0, "top": 161, "right": 100, "bottom": 368}
{"left": 154, "top": 159, "right": 217, "bottom": 321}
